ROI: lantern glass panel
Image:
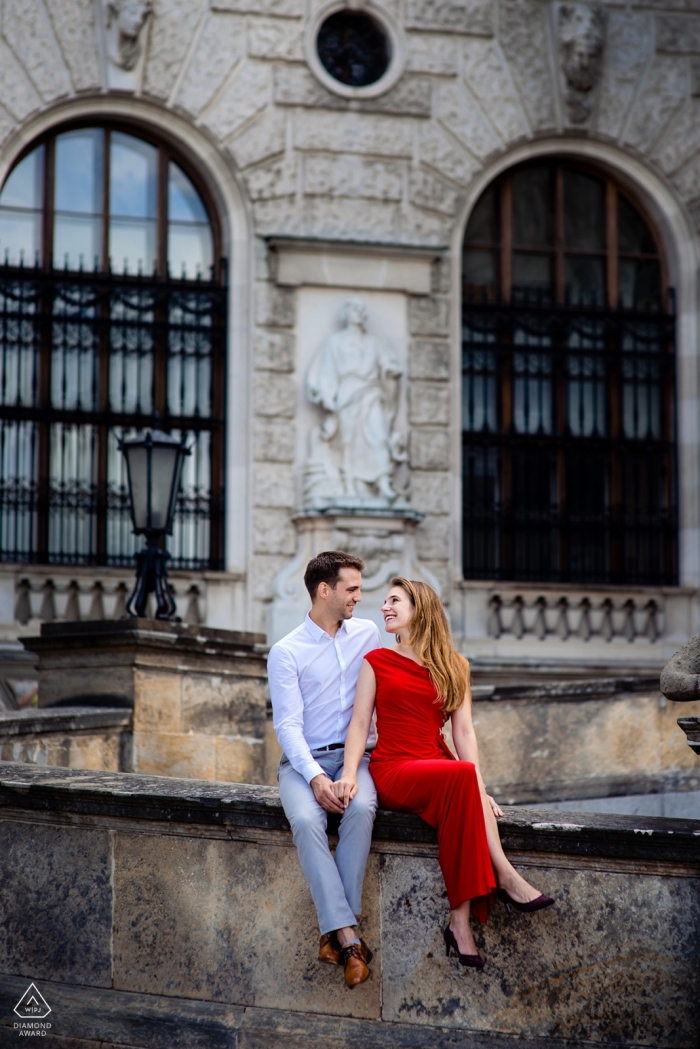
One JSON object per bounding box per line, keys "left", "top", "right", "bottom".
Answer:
{"left": 150, "top": 442, "right": 182, "bottom": 532}
{"left": 124, "top": 443, "right": 150, "bottom": 532}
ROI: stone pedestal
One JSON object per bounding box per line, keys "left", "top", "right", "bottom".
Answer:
{"left": 268, "top": 507, "right": 438, "bottom": 645}
{"left": 660, "top": 633, "right": 700, "bottom": 759}
{"left": 20, "top": 620, "right": 268, "bottom": 783}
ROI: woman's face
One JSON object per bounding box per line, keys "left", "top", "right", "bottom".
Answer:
{"left": 381, "top": 586, "right": 415, "bottom": 636}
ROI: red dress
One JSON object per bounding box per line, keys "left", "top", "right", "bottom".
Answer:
{"left": 366, "top": 648, "right": 496, "bottom": 922}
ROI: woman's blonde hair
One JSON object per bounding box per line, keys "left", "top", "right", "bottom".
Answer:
{"left": 391, "top": 577, "right": 470, "bottom": 714}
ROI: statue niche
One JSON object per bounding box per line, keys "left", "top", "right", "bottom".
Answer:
{"left": 304, "top": 297, "right": 407, "bottom": 510}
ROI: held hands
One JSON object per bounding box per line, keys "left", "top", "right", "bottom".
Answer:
{"left": 330, "top": 772, "right": 359, "bottom": 809}
{"left": 310, "top": 773, "right": 346, "bottom": 814}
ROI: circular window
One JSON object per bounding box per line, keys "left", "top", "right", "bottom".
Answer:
{"left": 317, "top": 11, "right": 389, "bottom": 88}
{"left": 305, "top": 1, "right": 405, "bottom": 100}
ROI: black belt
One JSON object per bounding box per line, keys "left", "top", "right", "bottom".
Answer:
{"left": 315, "top": 742, "right": 344, "bottom": 752}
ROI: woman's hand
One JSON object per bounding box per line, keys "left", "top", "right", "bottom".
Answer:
{"left": 487, "top": 794, "right": 504, "bottom": 818}
{"left": 331, "top": 773, "right": 358, "bottom": 808}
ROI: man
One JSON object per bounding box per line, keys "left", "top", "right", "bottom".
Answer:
{"left": 268, "top": 550, "right": 381, "bottom": 988}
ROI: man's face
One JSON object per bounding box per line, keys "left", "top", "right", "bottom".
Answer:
{"left": 326, "top": 567, "right": 362, "bottom": 620}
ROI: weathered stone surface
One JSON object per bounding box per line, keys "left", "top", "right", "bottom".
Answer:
{"left": 462, "top": 38, "right": 528, "bottom": 145}
{"left": 656, "top": 12, "right": 700, "bottom": 53}
{"left": 409, "top": 428, "right": 450, "bottom": 470}
{"left": 144, "top": 0, "right": 207, "bottom": 101}
{"left": 405, "top": 0, "right": 493, "bottom": 35}
{"left": 181, "top": 675, "right": 265, "bottom": 738}
{"left": 408, "top": 296, "right": 450, "bottom": 336}
{"left": 409, "top": 168, "right": 459, "bottom": 215}
{"left": 0, "top": 730, "right": 122, "bottom": 772}
{"left": 113, "top": 833, "right": 381, "bottom": 1018}
{"left": 133, "top": 669, "right": 181, "bottom": 732}
{"left": 254, "top": 282, "right": 295, "bottom": 328}
{"left": 414, "top": 514, "right": 450, "bottom": 559}
{"left": 202, "top": 61, "right": 271, "bottom": 142}
{"left": 596, "top": 10, "right": 653, "bottom": 139}
{"left": 651, "top": 99, "right": 700, "bottom": 174}
{"left": 252, "top": 508, "right": 296, "bottom": 556}
{"left": 406, "top": 33, "right": 459, "bottom": 75}
{"left": 0, "top": 39, "right": 42, "bottom": 120}
{"left": 661, "top": 633, "right": 700, "bottom": 701}
{"left": 253, "top": 417, "right": 296, "bottom": 463}
{"left": 498, "top": 2, "right": 557, "bottom": 132}
{"left": 380, "top": 855, "right": 700, "bottom": 1045}
{"left": 417, "top": 123, "right": 478, "bottom": 187}
{"left": 174, "top": 11, "right": 246, "bottom": 115}
{"left": 253, "top": 372, "right": 296, "bottom": 417}
{"left": 245, "top": 155, "right": 298, "bottom": 201}
{"left": 253, "top": 195, "right": 405, "bottom": 244}
{"left": 304, "top": 155, "right": 404, "bottom": 201}
{"left": 228, "top": 108, "right": 287, "bottom": 169}
{"left": 409, "top": 338, "right": 450, "bottom": 380}
{"left": 216, "top": 735, "right": 265, "bottom": 783}
{"left": 247, "top": 17, "right": 304, "bottom": 61}
{"left": 254, "top": 329, "right": 294, "bottom": 371}
{"left": 212, "top": 0, "right": 301, "bottom": 15}
{"left": 409, "top": 381, "right": 450, "bottom": 424}
{"left": 438, "top": 81, "right": 501, "bottom": 160}
{"left": 293, "top": 111, "right": 415, "bottom": 158}
{"left": 132, "top": 729, "right": 217, "bottom": 779}
{"left": 2, "top": 0, "right": 71, "bottom": 101}
{"left": 0, "top": 822, "right": 112, "bottom": 985}
{"left": 624, "top": 55, "right": 688, "bottom": 154}
{"left": 44, "top": 0, "right": 102, "bottom": 91}
{"left": 252, "top": 553, "right": 289, "bottom": 600}
{"left": 253, "top": 462, "right": 296, "bottom": 508}
{"left": 410, "top": 472, "right": 451, "bottom": 514}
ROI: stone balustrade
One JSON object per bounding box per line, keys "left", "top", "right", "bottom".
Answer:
{"left": 0, "top": 762, "right": 697, "bottom": 1047}
{"left": 486, "top": 591, "right": 662, "bottom": 644}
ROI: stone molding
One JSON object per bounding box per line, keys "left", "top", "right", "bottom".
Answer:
{"left": 270, "top": 238, "right": 439, "bottom": 293}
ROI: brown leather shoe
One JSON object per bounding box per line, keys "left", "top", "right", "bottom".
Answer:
{"left": 340, "top": 942, "right": 372, "bottom": 988}
{"left": 318, "top": 932, "right": 341, "bottom": 965}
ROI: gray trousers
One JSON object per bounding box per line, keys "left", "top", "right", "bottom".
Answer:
{"left": 278, "top": 747, "right": 377, "bottom": 935}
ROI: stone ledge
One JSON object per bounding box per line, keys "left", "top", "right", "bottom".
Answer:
{"left": 0, "top": 707, "right": 132, "bottom": 737}
{"left": 0, "top": 973, "right": 622, "bottom": 1049}
{"left": 471, "top": 676, "right": 661, "bottom": 703}
{"left": 25, "top": 619, "right": 266, "bottom": 657}
{"left": 0, "top": 762, "right": 697, "bottom": 865}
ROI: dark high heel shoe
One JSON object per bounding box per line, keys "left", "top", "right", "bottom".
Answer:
{"left": 442, "top": 925, "right": 485, "bottom": 969}
{"left": 496, "top": 888, "right": 555, "bottom": 914}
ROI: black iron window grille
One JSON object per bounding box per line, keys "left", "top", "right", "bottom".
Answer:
{"left": 462, "top": 162, "right": 677, "bottom": 586}
{"left": 0, "top": 264, "right": 226, "bottom": 569}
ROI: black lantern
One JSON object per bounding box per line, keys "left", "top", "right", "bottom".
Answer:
{"left": 119, "top": 429, "right": 190, "bottom": 619}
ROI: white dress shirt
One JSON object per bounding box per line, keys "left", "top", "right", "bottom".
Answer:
{"left": 268, "top": 613, "right": 381, "bottom": 784}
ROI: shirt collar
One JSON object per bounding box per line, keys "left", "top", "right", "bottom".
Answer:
{"left": 305, "top": 612, "right": 349, "bottom": 641}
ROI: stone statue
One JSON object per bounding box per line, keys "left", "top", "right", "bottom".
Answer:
{"left": 558, "top": 4, "right": 606, "bottom": 124}
{"left": 106, "top": 0, "right": 152, "bottom": 70}
{"left": 304, "top": 297, "right": 406, "bottom": 509}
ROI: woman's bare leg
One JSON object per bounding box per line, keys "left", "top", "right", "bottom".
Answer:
{"left": 477, "top": 776, "right": 543, "bottom": 903}
{"left": 449, "top": 899, "right": 478, "bottom": 955}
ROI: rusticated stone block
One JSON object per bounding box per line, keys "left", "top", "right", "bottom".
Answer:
{"left": 174, "top": 11, "right": 246, "bottom": 116}
{"left": 248, "top": 17, "right": 304, "bottom": 61}
{"left": 212, "top": 0, "right": 301, "bottom": 14}
{"left": 408, "top": 381, "right": 450, "bottom": 425}
{"left": 253, "top": 417, "right": 296, "bottom": 462}
{"left": 143, "top": 0, "right": 207, "bottom": 101}
{"left": 253, "top": 372, "right": 297, "bottom": 418}
{"left": 438, "top": 80, "right": 501, "bottom": 160}
{"left": 408, "top": 296, "right": 449, "bottom": 337}
{"left": 417, "top": 124, "right": 478, "bottom": 188}
{"left": 414, "top": 514, "right": 450, "bottom": 560}
{"left": 380, "top": 855, "right": 699, "bottom": 1045}
{"left": 0, "top": 39, "right": 42, "bottom": 120}
{"left": 44, "top": 0, "right": 102, "bottom": 92}
{"left": 656, "top": 13, "right": 700, "bottom": 54}
{"left": 462, "top": 38, "right": 528, "bottom": 145}
{"left": 498, "top": 1, "right": 556, "bottom": 132}
{"left": 181, "top": 676, "right": 266, "bottom": 738}
{"left": 597, "top": 10, "right": 652, "bottom": 140}
{"left": 255, "top": 329, "right": 295, "bottom": 372}
{"left": 215, "top": 736, "right": 265, "bottom": 784}
{"left": 246, "top": 156, "right": 298, "bottom": 202}
{"left": 252, "top": 508, "right": 296, "bottom": 556}
{"left": 624, "top": 55, "right": 688, "bottom": 155}
{"left": 202, "top": 61, "right": 271, "bottom": 142}
{"left": 0, "top": 822, "right": 112, "bottom": 986}
{"left": 409, "top": 428, "right": 450, "bottom": 470}
{"left": 112, "top": 834, "right": 381, "bottom": 1018}
{"left": 409, "top": 169, "right": 459, "bottom": 216}
{"left": 254, "top": 462, "right": 296, "bottom": 509}
{"left": 255, "top": 282, "right": 295, "bottom": 328}
{"left": 228, "top": 109, "right": 287, "bottom": 170}
{"left": 406, "top": 32, "right": 459, "bottom": 75}
{"left": 410, "top": 472, "right": 451, "bottom": 515}
{"left": 294, "top": 111, "right": 414, "bottom": 158}
{"left": 406, "top": 0, "right": 492, "bottom": 35}
{"left": 304, "top": 155, "right": 404, "bottom": 202}
{"left": 409, "top": 339, "right": 450, "bottom": 380}
{"left": 3, "top": 0, "right": 71, "bottom": 101}
{"left": 132, "top": 730, "right": 216, "bottom": 780}
{"left": 132, "top": 670, "right": 181, "bottom": 732}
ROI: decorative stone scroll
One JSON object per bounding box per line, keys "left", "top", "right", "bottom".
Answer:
{"left": 557, "top": 3, "right": 606, "bottom": 124}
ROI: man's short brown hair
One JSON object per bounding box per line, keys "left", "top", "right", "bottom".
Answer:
{"left": 304, "top": 550, "right": 365, "bottom": 600}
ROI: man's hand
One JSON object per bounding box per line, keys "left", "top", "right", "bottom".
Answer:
{"left": 310, "top": 773, "right": 345, "bottom": 813}
{"left": 330, "top": 773, "right": 358, "bottom": 809}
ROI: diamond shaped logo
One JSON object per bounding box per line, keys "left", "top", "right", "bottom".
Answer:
{"left": 14, "top": 983, "right": 51, "bottom": 1020}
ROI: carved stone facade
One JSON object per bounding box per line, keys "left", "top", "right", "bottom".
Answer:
{"left": 0, "top": 0, "right": 699, "bottom": 671}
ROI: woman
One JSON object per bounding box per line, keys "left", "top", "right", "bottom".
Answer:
{"left": 332, "top": 577, "right": 554, "bottom": 969}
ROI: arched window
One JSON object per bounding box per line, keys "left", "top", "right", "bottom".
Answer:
{"left": 0, "top": 125, "right": 226, "bottom": 570}
{"left": 461, "top": 161, "right": 676, "bottom": 585}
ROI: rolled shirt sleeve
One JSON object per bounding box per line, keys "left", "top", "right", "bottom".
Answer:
{"left": 268, "top": 644, "right": 325, "bottom": 784}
